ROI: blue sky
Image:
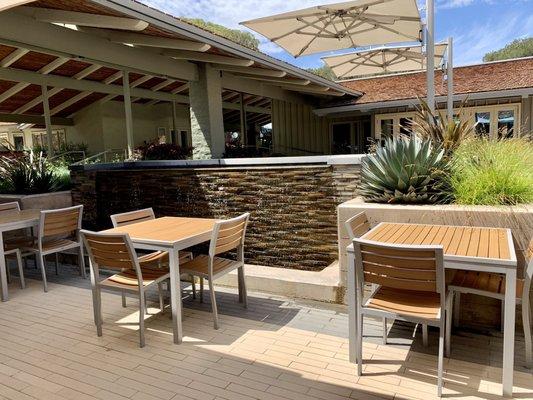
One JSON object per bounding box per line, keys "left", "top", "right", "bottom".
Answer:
{"left": 141, "top": 0, "right": 533, "bottom": 69}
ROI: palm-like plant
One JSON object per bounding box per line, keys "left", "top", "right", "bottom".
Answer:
{"left": 409, "top": 98, "right": 474, "bottom": 154}
{"left": 360, "top": 135, "right": 452, "bottom": 204}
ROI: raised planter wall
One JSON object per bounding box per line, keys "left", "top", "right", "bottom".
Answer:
{"left": 0, "top": 190, "right": 73, "bottom": 210}
{"left": 338, "top": 198, "right": 533, "bottom": 328}
{"left": 70, "top": 155, "right": 363, "bottom": 271}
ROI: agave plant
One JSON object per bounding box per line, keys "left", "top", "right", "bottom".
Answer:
{"left": 409, "top": 98, "right": 474, "bottom": 154}
{"left": 360, "top": 135, "right": 452, "bottom": 204}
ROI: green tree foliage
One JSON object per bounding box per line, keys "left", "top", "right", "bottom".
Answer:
{"left": 306, "top": 64, "right": 336, "bottom": 80}
{"left": 182, "top": 18, "right": 259, "bottom": 50}
{"left": 483, "top": 37, "right": 533, "bottom": 62}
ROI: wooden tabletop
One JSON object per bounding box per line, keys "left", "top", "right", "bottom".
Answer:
{"left": 105, "top": 216, "right": 217, "bottom": 246}
{"left": 362, "top": 222, "right": 514, "bottom": 262}
{"left": 0, "top": 209, "right": 40, "bottom": 227}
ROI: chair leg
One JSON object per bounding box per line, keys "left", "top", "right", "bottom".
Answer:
{"left": 121, "top": 290, "right": 127, "bottom": 307}
{"left": 5, "top": 257, "right": 11, "bottom": 284}
{"left": 422, "top": 324, "right": 429, "bottom": 347}
{"left": 238, "top": 266, "right": 247, "bottom": 308}
{"left": 200, "top": 277, "right": 204, "bottom": 303}
{"left": 191, "top": 275, "right": 196, "bottom": 300}
{"left": 453, "top": 292, "right": 461, "bottom": 328}
{"left": 15, "top": 250, "right": 25, "bottom": 289}
{"left": 138, "top": 291, "right": 146, "bottom": 348}
{"left": 501, "top": 300, "right": 505, "bottom": 333}
{"left": 54, "top": 253, "right": 59, "bottom": 275}
{"left": 356, "top": 308, "right": 363, "bottom": 376}
{"left": 208, "top": 279, "right": 219, "bottom": 330}
{"left": 158, "top": 282, "right": 164, "bottom": 312}
{"left": 37, "top": 254, "right": 48, "bottom": 292}
{"left": 78, "top": 246, "right": 86, "bottom": 279}
{"left": 445, "top": 292, "right": 453, "bottom": 357}
{"left": 92, "top": 284, "right": 102, "bottom": 337}
{"left": 523, "top": 297, "right": 532, "bottom": 368}
{"left": 382, "top": 318, "right": 387, "bottom": 345}
{"left": 437, "top": 324, "right": 445, "bottom": 397}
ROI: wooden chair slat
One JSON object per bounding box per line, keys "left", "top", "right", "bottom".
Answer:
{"left": 111, "top": 208, "right": 154, "bottom": 228}
{"left": 0, "top": 202, "right": 20, "bottom": 213}
{"left": 363, "top": 262, "right": 436, "bottom": 281}
{"left": 364, "top": 272, "right": 437, "bottom": 292}
{"left": 218, "top": 221, "right": 246, "bottom": 237}
{"left": 216, "top": 229, "right": 245, "bottom": 247}
{"left": 360, "top": 243, "right": 437, "bottom": 259}
{"left": 215, "top": 237, "right": 242, "bottom": 255}
{"left": 361, "top": 252, "right": 437, "bottom": 269}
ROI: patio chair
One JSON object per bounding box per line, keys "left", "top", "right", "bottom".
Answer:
{"left": 180, "top": 213, "right": 250, "bottom": 329}
{"left": 446, "top": 238, "right": 532, "bottom": 367}
{"left": 110, "top": 208, "right": 194, "bottom": 306}
{"left": 352, "top": 238, "right": 447, "bottom": 397}
{"left": 21, "top": 205, "right": 85, "bottom": 292}
{"left": 0, "top": 201, "right": 28, "bottom": 289}
{"left": 81, "top": 230, "right": 170, "bottom": 347}
{"left": 345, "top": 212, "right": 429, "bottom": 346}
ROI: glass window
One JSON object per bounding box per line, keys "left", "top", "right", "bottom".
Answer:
{"left": 332, "top": 123, "right": 351, "bottom": 154}
{"left": 380, "top": 119, "right": 394, "bottom": 141}
{"left": 13, "top": 135, "right": 24, "bottom": 151}
{"left": 497, "top": 110, "right": 514, "bottom": 138}
{"left": 475, "top": 112, "right": 490, "bottom": 137}
{"left": 399, "top": 117, "right": 414, "bottom": 136}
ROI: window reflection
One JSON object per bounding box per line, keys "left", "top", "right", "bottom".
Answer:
{"left": 498, "top": 110, "right": 514, "bottom": 138}
{"left": 475, "top": 112, "right": 490, "bottom": 137}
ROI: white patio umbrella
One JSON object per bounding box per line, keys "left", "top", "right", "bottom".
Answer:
{"left": 322, "top": 43, "right": 447, "bottom": 78}
{"left": 241, "top": 0, "right": 422, "bottom": 57}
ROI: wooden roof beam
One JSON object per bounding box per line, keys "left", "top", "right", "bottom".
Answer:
{"left": 239, "top": 75, "right": 311, "bottom": 86}
{"left": 16, "top": 6, "right": 149, "bottom": 31}
{"left": 15, "top": 63, "right": 102, "bottom": 114}
{"left": 155, "top": 49, "right": 254, "bottom": 66}
{"left": 211, "top": 64, "right": 286, "bottom": 77}
{"left": 0, "top": 48, "right": 29, "bottom": 67}
{"left": 78, "top": 28, "right": 211, "bottom": 52}
{"left": 0, "top": 112, "right": 73, "bottom": 126}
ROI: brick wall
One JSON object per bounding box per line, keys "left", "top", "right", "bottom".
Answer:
{"left": 70, "top": 162, "right": 362, "bottom": 271}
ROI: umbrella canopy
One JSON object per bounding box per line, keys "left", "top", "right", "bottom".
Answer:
{"left": 322, "top": 43, "right": 447, "bottom": 78}
{"left": 241, "top": 0, "right": 422, "bottom": 57}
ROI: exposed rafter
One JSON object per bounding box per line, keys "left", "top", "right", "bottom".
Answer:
{"left": 78, "top": 27, "right": 211, "bottom": 52}
{"left": 99, "top": 74, "right": 153, "bottom": 105}
{"left": 211, "top": 64, "right": 286, "bottom": 78}
{"left": 238, "top": 75, "right": 311, "bottom": 86}
{"left": 154, "top": 49, "right": 254, "bottom": 67}
{"left": 16, "top": 6, "right": 149, "bottom": 31}
{"left": 0, "top": 112, "right": 73, "bottom": 125}
{"left": 0, "top": 48, "right": 28, "bottom": 67}
{"left": 0, "top": 56, "right": 68, "bottom": 104}
{"left": 15, "top": 64, "right": 102, "bottom": 114}
{"left": 0, "top": 11, "right": 198, "bottom": 81}
{"left": 0, "top": 67, "right": 188, "bottom": 103}
{"left": 145, "top": 82, "right": 188, "bottom": 106}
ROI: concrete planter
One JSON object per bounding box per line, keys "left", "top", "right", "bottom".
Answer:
{"left": 338, "top": 198, "right": 533, "bottom": 328}
{"left": 0, "top": 190, "right": 73, "bottom": 210}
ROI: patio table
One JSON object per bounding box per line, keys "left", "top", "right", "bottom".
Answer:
{"left": 346, "top": 222, "right": 517, "bottom": 397}
{"left": 105, "top": 216, "right": 217, "bottom": 344}
{"left": 0, "top": 209, "right": 40, "bottom": 302}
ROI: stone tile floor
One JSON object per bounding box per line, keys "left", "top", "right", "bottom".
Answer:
{"left": 0, "top": 261, "right": 532, "bottom": 400}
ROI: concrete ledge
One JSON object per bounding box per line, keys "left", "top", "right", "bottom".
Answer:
{"left": 70, "top": 154, "right": 364, "bottom": 171}
{"left": 216, "top": 263, "right": 341, "bottom": 303}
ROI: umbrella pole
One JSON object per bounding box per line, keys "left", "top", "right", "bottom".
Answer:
{"left": 446, "top": 37, "right": 454, "bottom": 122}
{"left": 425, "top": 0, "right": 435, "bottom": 114}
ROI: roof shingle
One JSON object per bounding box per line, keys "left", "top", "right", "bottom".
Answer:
{"left": 339, "top": 57, "right": 533, "bottom": 105}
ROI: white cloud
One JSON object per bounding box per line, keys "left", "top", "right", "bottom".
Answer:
{"left": 452, "top": 11, "right": 533, "bottom": 64}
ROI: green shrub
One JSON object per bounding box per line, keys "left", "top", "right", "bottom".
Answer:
{"left": 0, "top": 152, "right": 70, "bottom": 194}
{"left": 360, "top": 135, "right": 452, "bottom": 204}
{"left": 451, "top": 138, "right": 533, "bottom": 205}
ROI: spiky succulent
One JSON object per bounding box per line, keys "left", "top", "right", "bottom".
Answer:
{"left": 360, "top": 135, "right": 453, "bottom": 204}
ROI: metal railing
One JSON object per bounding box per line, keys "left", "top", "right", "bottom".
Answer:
{"left": 74, "top": 149, "right": 128, "bottom": 165}
{"left": 49, "top": 150, "right": 86, "bottom": 163}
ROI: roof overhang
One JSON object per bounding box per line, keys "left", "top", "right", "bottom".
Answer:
{"left": 314, "top": 88, "right": 533, "bottom": 116}
{"left": 91, "top": 0, "right": 362, "bottom": 97}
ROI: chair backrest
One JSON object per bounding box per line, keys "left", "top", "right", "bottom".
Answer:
{"left": 81, "top": 230, "right": 143, "bottom": 285}
{"left": 345, "top": 212, "right": 370, "bottom": 240}
{"left": 0, "top": 201, "right": 20, "bottom": 213}
{"left": 353, "top": 238, "right": 445, "bottom": 295}
{"left": 209, "top": 213, "right": 250, "bottom": 258}
{"left": 111, "top": 208, "right": 155, "bottom": 228}
{"left": 39, "top": 205, "right": 83, "bottom": 241}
